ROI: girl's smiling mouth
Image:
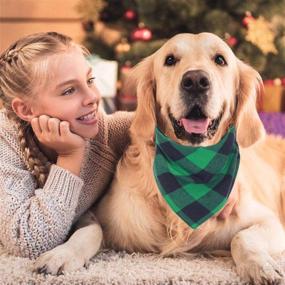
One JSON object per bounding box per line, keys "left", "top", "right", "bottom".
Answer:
{"left": 76, "top": 110, "right": 97, "bottom": 124}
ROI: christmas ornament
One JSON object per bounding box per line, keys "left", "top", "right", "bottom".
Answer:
{"left": 131, "top": 23, "right": 152, "bottom": 41}
{"left": 227, "top": 36, "right": 238, "bottom": 47}
{"left": 121, "top": 61, "right": 132, "bottom": 73}
{"left": 242, "top": 11, "right": 254, "bottom": 27}
{"left": 82, "top": 20, "right": 94, "bottom": 32}
{"left": 274, "top": 78, "right": 282, "bottom": 86}
{"left": 124, "top": 9, "right": 137, "bottom": 21}
{"left": 225, "top": 33, "right": 238, "bottom": 47}
{"left": 245, "top": 16, "right": 277, "bottom": 55}
{"left": 115, "top": 38, "right": 131, "bottom": 54}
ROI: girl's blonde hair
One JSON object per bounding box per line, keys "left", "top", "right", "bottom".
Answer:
{"left": 0, "top": 32, "right": 88, "bottom": 187}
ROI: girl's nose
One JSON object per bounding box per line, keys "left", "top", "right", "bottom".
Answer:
{"left": 83, "top": 86, "right": 101, "bottom": 106}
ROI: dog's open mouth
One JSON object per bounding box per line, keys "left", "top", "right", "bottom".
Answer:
{"left": 169, "top": 105, "right": 223, "bottom": 144}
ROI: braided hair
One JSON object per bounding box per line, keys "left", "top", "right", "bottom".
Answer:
{"left": 0, "top": 32, "right": 84, "bottom": 187}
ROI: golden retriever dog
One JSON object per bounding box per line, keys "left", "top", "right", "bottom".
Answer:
{"left": 35, "top": 33, "right": 285, "bottom": 284}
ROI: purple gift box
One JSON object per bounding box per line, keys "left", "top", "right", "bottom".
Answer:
{"left": 259, "top": 112, "right": 285, "bottom": 137}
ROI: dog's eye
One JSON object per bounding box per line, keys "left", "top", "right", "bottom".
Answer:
{"left": 164, "top": 55, "right": 177, "bottom": 66}
{"left": 214, "top": 54, "right": 227, "bottom": 66}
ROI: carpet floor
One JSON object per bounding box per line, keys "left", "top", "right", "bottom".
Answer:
{"left": 1, "top": 249, "right": 285, "bottom": 285}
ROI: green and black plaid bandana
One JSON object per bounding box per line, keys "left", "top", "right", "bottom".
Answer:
{"left": 153, "top": 126, "right": 240, "bottom": 229}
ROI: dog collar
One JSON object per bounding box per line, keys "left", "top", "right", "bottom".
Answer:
{"left": 153, "top": 126, "right": 240, "bottom": 229}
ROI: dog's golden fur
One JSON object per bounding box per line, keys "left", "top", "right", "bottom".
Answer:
{"left": 34, "top": 33, "right": 285, "bottom": 284}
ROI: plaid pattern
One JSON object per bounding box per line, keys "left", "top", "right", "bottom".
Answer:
{"left": 153, "top": 126, "right": 240, "bottom": 229}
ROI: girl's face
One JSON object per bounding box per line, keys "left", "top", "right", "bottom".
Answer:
{"left": 30, "top": 47, "right": 101, "bottom": 139}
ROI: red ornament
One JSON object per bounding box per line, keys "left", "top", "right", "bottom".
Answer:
{"left": 131, "top": 26, "right": 152, "bottom": 41}
{"left": 121, "top": 61, "right": 132, "bottom": 73}
{"left": 227, "top": 36, "right": 238, "bottom": 47}
{"left": 242, "top": 12, "right": 254, "bottom": 27}
{"left": 124, "top": 9, "right": 136, "bottom": 21}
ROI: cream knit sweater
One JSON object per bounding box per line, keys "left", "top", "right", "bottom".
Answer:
{"left": 0, "top": 109, "right": 133, "bottom": 259}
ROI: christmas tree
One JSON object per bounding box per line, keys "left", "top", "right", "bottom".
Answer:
{"left": 78, "top": 0, "right": 285, "bottom": 109}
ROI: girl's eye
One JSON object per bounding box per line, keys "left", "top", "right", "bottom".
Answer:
{"left": 87, "top": 77, "right": 96, "bottom": 85}
{"left": 214, "top": 54, "right": 227, "bottom": 66}
{"left": 62, "top": 87, "right": 75, "bottom": 96}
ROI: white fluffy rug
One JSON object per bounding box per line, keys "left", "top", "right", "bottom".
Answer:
{"left": 1, "top": 248, "right": 285, "bottom": 285}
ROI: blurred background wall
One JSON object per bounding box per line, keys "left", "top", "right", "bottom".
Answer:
{"left": 0, "top": 0, "right": 83, "bottom": 52}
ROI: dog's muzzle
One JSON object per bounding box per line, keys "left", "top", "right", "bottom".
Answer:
{"left": 168, "top": 70, "right": 222, "bottom": 145}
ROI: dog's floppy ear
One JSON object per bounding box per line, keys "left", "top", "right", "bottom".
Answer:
{"left": 234, "top": 60, "right": 265, "bottom": 148}
{"left": 128, "top": 55, "right": 156, "bottom": 140}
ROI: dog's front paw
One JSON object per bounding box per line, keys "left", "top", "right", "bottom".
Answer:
{"left": 236, "top": 254, "right": 284, "bottom": 285}
{"left": 33, "top": 244, "right": 86, "bottom": 275}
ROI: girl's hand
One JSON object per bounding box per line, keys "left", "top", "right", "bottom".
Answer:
{"left": 31, "top": 115, "right": 86, "bottom": 157}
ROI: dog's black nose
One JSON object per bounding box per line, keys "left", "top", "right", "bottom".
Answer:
{"left": 181, "top": 70, "right": 210, "bottom": 93}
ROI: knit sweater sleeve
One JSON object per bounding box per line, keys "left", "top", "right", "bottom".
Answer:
{"left": 0, "top": 137, "right": 84, "bottom": 259}
{"left": 104, "top": 111, "right": 134, "bottom": 157}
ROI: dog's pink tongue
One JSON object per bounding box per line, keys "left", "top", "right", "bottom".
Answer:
{"left": 181, "top": 118, "right": 211, "bottom": 134}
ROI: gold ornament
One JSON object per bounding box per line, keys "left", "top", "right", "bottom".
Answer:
{"left": 115, "top": 38, "right": 131, "bottom": 54}
{"left": 245, "top": 16, "right": 278, "bottom": 55}
{"left": 274, "top": 78, "right": 282, "bottom": 86}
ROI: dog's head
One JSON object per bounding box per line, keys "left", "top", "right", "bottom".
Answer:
{"left": 128, "top": 33, "right": 265, "bottom": 148}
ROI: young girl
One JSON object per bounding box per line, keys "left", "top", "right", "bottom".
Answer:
{"left": 0, "top": 32, "right": 237, "bottom": 269}
{"left": 0, "top": 32, "right": 133, "bottom": 259}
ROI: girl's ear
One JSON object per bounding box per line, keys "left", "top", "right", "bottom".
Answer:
{"left": 234, "top": 60, "right": 265, "bottom": 148}
{"left": 11, "top": 97, "right": 34, "bottom": 122}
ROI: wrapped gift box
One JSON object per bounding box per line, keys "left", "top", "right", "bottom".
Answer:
{"left": 259, "top": 112, "right": 285, "bottom": 137}
{"left": 88, "top": 55, "right": 118, "bottom": 98}
{"left": 260, "top": 85, "right": 285, "bottom": 112}
{"left": 87, "top": 55, "right": 119, "bottom": 113}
